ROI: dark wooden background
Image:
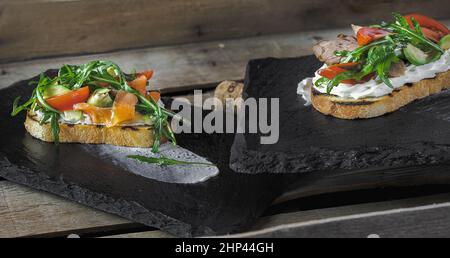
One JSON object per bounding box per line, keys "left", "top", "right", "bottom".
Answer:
{"left": 0, "top": 0, "right": 449, "bottom": 63}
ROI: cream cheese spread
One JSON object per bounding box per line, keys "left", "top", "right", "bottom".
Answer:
{"left": 298, "top": 50, "right": 450, "bottom": 104}
{"left": 34, "top": 110, "right": 152, "bottom": 127}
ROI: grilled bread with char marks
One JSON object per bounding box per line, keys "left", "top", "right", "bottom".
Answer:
{"left": 310, "top": 70, "right": 450, "bottom": 119}
{"left": 25, "top": 111, "right": 155, "bottom": 147}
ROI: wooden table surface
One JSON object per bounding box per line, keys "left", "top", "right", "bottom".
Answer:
{"left": 1, "top": 23, "right": 450, "bottom": 238}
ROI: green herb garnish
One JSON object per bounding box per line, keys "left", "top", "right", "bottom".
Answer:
{"left": 127, "top": 155, "right": 214, "bottom": 167}
{"left": 387, "top": 13, "right": 443, "bottom": 54}
{"left": 314, "top": 77, "right": 330, "bottom": 88}
{"left": 11, "top": 60, "right": 177, "bottom": 152}
{"left": 324, "top": 13, "right": 446, "bottom": 93}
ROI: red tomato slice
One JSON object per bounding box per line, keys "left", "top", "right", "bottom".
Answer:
{"left": 136, "top": 70, "right": 154, "bottom": 80}
{"left": 357, "top": 27, "right": 390, "bottom": 46}
{"left": 421, "top": 27, "right": 443, "bottom": 43}
{"left": 319, "top": 62, "right": 360, "bottom": 84}
{"left": 127, "top": 75, "right": 147, "bottom": 95}
{"left": 404, "top": 14, "right": 450, "bottom": 41}
{"left": 46, "top": 86, "right": 90, "bottom": 112}
{"left": 147, "top": 91, "right": 161, "bottom": 102}
{"left": 73, "top": 103, "right": 113, "bottom": 124}
{"left": 110, "top": 90, "right": 138, "bottom": 127}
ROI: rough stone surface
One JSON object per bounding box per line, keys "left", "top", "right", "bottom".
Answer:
{"left": 2, "top": 57, "right": 450, "bottom": 237}
{"left": 0, "top": 71, "right": 287, "bottom": 237}
{"left": 231, "top": 56, "right": 450, "bottom": 174}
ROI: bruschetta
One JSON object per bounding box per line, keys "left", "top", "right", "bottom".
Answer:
{"left": 12, "top": 61, "right": 174, "bottom": 152}
{"left": 299, "top": 13, "right": 450, "bottom": 119}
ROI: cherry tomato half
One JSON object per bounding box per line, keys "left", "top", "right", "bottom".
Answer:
{"left": 319, "top": 62, "right": 360, "bottom": 84}
{"left": 357, "top": 27, "right": 390, "bottom": 46}
{"left": 404, "top": 14, "right": 450, "bottom": 42}
{"left": 46, "top": 86, "right": 90, "bottom": 111}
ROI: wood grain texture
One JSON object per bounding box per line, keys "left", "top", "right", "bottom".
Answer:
{"left": 0, "top": 0, "right": 449, "bottom": 62}
{"left": 254, "top": 192, "right": 450, "bottom": 231}
{"left": 102, "top": 193, "right": 450, "bottom": 238}
{"left": 0, "top": 27, "right": 354, "bottom": 93}
{"left": 227, "top": 201, "right": 450, "bottom": 238}
{"left": 101, "top": 230, "right": 175, "bottom": 238}
{"left": 0, "top": 181, "right": 133, "bottom": 238}
{"left": 1, "top": 23, "right": 450, "bottom": 237}
{"left": 2, "top": 21, "right": 449, "bottom": 94}
{"left": 3, "top": 176, "right": 450, "bottom": 238}
{"left": 274, "top": 164, "right": 450, "bottom": 205}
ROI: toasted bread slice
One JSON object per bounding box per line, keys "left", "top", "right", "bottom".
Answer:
{"left": 25, "top": 112, "right": 155, "bottom": 147}
{"left": 311, "top": 70, "right": 450, "bottom": 119}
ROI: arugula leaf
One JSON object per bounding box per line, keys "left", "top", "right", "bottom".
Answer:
{"left": 376, "top": 59, "right": 394, "bottom": 88}
{"left": 343, "top": 39, "right": 390, "bottom": 63}
{"left": 11, "top": 60, "right": 180, "bottom": 152}
{"left": 393, "top": 13, "right": 410, "bottom": 28}
{"left": 58, "top": 64, "right": 78, "bottom": 87}
{"left": 11, "top": 94, "right": 35, "bottom": 116}
{"left": 326, "top": 71, "right": 355, "bottom": 94}
{"left": 363, "top": 44, "right": 397, "bottom": 88}
{"left": 127, "top": 155, "right": 214, "bottom": 167}
{"left": 324, "top": 13, "right": 446, "bottom": 91}
{"left": 314, "top": 77, "right": 330, "bottom": 88}
{"left": 410, "top": 17, "right": 425, "bottom": 38}
{"left": 50, "top": 113, "right": 60, "bottom": 143}
{"left": 387, "top": 13, "right": 443, "bottom": 54}
{"left": 334, "top": 50, "right": 350, "bottom": 58}
{"left": 39, "top": 112, "right": 51, "bottom": 125}
{"left": 35, "top": 82, "right": 61, "bottom": 114}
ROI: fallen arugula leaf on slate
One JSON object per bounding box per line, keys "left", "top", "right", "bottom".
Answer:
{"left": 127, "top": 155, "right": 214, "bottom": 166}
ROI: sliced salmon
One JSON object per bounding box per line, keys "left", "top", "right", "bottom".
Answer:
{"left": 110, "top": 90, "right": 138, "bottom": 127}
{"left": 73, "top": 103, "right": 113, "bottom": 124}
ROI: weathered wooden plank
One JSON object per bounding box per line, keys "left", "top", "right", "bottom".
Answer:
{"left": 274, "top": 163, "right": 450, "bottom": 205}
{"left": 0, "top": 28, "right": 353, "bottom": 93}
{"left": 1, "top": 24, "right": 450, "bottom": 237}
{"left": 101, "top": 230, "right": 175, "bottom": 239}
{"left": 1, "top": 0, "right": 448, "bottom": 63}
{"left": 0, "top": 181, "right": 134, "bottom": 238}
{"left": 172, "top": 89, "right": 215, "bottom": 108}
{"left": 225, "top": 193, "right": 450, "bottom": 238}
{"left": 227, "top": 202, "right": 450, "bottom": 238}
{"left": 3, "top": 175, "right": 450, "bottom": 238}
{"left": 101, "top": 192, "right": 450, "bottom": 238}
{"left": 254, "top": 192, "right": 450, "bottom": 230}
{"left": 2, "top": 20, "right": 449, "bottom": 94}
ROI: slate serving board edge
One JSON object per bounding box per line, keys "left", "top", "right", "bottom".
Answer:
{"left": 0, "top": 157, "right": 198, "bottom": 237}
{"left": 0, "top": 71, "right": 289, "bottom": 238}
{"left": 230, "top": 55, "right": 450, "bottom": 175}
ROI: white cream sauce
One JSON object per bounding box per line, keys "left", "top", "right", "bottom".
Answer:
{"left": 34, "top": 99, "right": 165, "bottom": 127}
{"left": 34, "top": 110, "right": 152, "bottom": 127}
{"left": 298, "top": 50, "right": 450, "bottom": 103}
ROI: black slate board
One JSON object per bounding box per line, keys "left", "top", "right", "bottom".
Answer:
{"left": 0, "top": 71, "right": 291, "bottom": 237}
{"left": 2, "top": 56, "right": 450, "bottom": 238}
{"left": 231, "top": 55, "right": 450, "bottom": 176}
